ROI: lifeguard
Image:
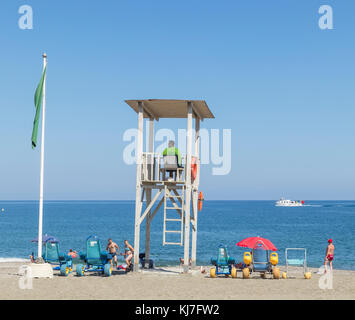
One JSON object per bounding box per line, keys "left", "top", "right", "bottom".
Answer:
{"left": 162, "top": 140, "right": 182, "bottom": 181}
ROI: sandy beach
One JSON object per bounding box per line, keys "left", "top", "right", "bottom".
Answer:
{"left": 0, "top": 262, "right": 354, "bottom": 300}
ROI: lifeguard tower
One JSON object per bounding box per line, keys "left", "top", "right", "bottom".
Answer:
{"left": 125, "top": 99, "right": 214, "bottom": 273}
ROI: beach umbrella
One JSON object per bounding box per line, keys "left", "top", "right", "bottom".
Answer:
{"left": 31, "top": 234, "right": 59, "bottom": 243}
{"left": 236, "top": 236, "right": 277, "bottom": 251}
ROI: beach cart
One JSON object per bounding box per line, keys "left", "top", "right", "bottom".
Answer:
{"left": 76, "top": 235, "right": 113, "bottom": 277}
{"left": 236, "top": 237, "right": 280, "bottom": 279}
{"left": 32, "top": 235, "right": 73, "bottom": 276}
{"left": 210, "top": 245, "right": 237, "bottom": 278}
{"left": 43, "top": 239, "right": 73, "bottom": 276}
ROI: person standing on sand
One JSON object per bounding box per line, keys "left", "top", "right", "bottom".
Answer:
{"left": 106, "top": 238, "right": 119, "bottom": 268}
{"left": 121, "top": 240, "right": 134, "bottom": 269}
{"left": 324, "top": 239, "right": 334, "bottom": 273}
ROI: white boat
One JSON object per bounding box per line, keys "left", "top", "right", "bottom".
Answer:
{"left": 275, "top": 198, "right": 304, "bottom": 207}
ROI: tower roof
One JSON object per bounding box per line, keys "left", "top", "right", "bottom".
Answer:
{"left": 125, "top": 99, "right": 214, "bottom": 120}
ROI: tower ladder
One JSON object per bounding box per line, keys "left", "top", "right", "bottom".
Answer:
{"left": 163, "top": 185, "right": 185, "bottom": 246}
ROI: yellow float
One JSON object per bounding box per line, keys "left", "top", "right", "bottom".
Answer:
{"left": 273, "top": 267, "right": 280, "bottom": 279}
{"left": 231, "top": 267, "right": 237, "bottom": 278}
{"left": 304, "top": 272, "right": 312, "bottom": 279}
{"left": 210, "top": 268, "right": 216, "bottom": 278}
{"left": 270, "top": 252, "right": 278, "bottom": 266}
{"left": 243, "top": 252, "right": 252, "bottom": 266}
{"left": 242, "top": 267, "right": 250, "bottom": 279}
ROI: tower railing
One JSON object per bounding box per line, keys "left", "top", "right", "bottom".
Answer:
{"left": 141, "top": 152, "right": 199, "bottom": 183}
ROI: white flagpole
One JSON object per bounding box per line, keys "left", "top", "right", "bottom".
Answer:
{"left": 37, "top": 53, "right": 47, "bottom": 261}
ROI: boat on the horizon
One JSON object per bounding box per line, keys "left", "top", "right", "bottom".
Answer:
{"left": 275, "top": 198, "right": 305, "bottom": 207}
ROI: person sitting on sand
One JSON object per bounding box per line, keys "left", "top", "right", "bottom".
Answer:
{"left": 121, "top": 240, "right": 134, "bottom": 269}
{"left": 324, "top": 239, "right": 334, "bottom": 273}
{"left": 68, "top": 249, "right": 77, "bottom": 258}
{"left": 106, "top": 238, "right": 119, "bottom": 268}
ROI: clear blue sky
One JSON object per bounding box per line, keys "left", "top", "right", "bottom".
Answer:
{"left": 0, "top": 0, "right": 354, "bottom": 200}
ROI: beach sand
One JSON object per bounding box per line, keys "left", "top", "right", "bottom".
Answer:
{"left": 0, "top": 262, "right": 354, "bottom": 300}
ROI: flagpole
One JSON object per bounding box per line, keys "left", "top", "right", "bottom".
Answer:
{"left": 37, "top": 53, "right": 47, "bottom": 262}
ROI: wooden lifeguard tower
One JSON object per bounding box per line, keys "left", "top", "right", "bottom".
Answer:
{"left": 125, "top": 99, "right": 214, "bottom": 273}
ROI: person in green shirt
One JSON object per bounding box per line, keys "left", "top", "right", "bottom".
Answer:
{"left": 162, "top": 140, "right": 182, "bottom": 166}
{"left": 162, "top": 140, "right": 182, "bottom": 180}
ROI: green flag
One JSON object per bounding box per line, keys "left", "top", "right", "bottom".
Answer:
{"left": 31, "top": 67, "right": 46, "bottom": 149}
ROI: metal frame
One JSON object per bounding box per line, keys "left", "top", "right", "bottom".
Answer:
{"left": 285, "top": 248, "right": 307, "bottom": 275}
{"left": 131, "top": 101, "right": 204, "bottom": 273}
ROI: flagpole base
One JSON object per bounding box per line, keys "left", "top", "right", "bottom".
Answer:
{"left": 35, "top": 257, "right": 45, "bottom": 264}
{"left": 28, "top": 263, "right": 53, "bottom": 279}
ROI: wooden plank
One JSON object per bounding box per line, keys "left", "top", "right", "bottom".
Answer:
{"left": 142, "top": 101, "right": 158, "bottom": 121}
{"left": 167, "top": 192, "right": 183, "bottom": 217}
{"left": 139, "top": 189, "right": 163, "bottom": 225}
{"left": 149, "top": 197, "right": 164, "bottom": 222}
{"left": 164, "top": 242, "right": 183, "bottom": 246}
{"left": 191, "top": 101, "right": 204, "bottom": 121}
{"left": 172, "top": 189, "right": 183, "bottom": 208}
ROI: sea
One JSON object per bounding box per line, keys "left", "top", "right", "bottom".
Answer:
{"left": 0, "top": 200, "right": 354, "bottom": 270}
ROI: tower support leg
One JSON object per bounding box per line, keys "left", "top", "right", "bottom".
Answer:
{"left": 133, "top": 186, "right": 142, "bottom": 272}
{"left": 133, "top": 101, "right": 144, "bottom": 272}
{"left": 191, "top": 190, "right": 198, "bottom": 267}
{"left": 145, "top": 189, "right": 152, "bottom": 268}
{"left": 191, "top": 113, "right": 200, "bottom": 268}
{"left": 183, "top": 187, "right": 191, "bottom": 273}
{"left": 183, "top": 101, "right": 193, "bottom": 273}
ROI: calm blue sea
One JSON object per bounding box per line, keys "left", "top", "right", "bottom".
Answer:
{"left": 0, "top": 200, "right": 354, "bottom": 270}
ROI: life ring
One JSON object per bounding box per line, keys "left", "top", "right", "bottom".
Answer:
{"left": 191, "top": 157, "right": 198, "bottom": 181}
{"left": 198, "top": 192, "right": 204, "bottom": 211}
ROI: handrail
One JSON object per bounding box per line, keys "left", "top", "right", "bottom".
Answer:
{"left": 141, "top": 152, "right": 200, "bottom": 183}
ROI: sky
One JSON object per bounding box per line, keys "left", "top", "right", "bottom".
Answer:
{"left": 0, "top": 0, "right": 354, "bottom": 200}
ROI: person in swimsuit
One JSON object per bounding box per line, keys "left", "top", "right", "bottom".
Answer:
{"left": 68, "top": 249, "right": 78, "bottom": 258}
{"left": 121, "top": 240, "right": 134, "bottom": 269}
{"left": 106, "top": 238, "right": 119, "bottom": 268}
{"left": 324, "top": 239, "right": 334, "bottom": 273}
